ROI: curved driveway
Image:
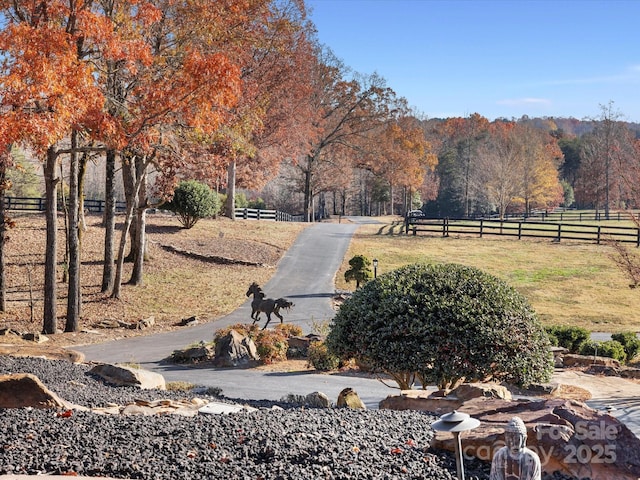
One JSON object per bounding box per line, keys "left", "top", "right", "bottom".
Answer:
{"left": 74, "top": 219, "right": 398, "bottom": 408}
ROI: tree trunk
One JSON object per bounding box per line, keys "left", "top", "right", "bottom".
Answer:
{"left": 128, "top": 162, "right": 147, "bottom": 286}
{"left": 78, "top": 150, "right": 89, "bottom": 234}
{"left": 65, "top": 131, "right": 81, "bottom": 332}
{"left": 101, "top": 149, "right": 116, "bottom": 293}
{"left": 225, "top": 159, "right": 236, "bottom": 219}
{"left": 112, "top": 153, "right": 147, "bottom": 299}
{"left": 303, "top": 156, "right": 313, "bottom": 222}
{"left": 43, "top": 147, "right": 59, "bottom": 334}
{"left": 0, "top": 158, "right": 7, "bottom": 312}
{"left": 121, "top": 154, "right": 137, "bottom": 261}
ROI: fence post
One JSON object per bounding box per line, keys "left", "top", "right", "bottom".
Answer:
{"left": 557, "top": 224, "right": 561, "bottom": 242}
{"left": 637, "top": 227, "right": 640, "bottom": 248}
{"left": 597, "top": 226, "right": 601, "bottom": 245}
{"left": 243, "top": 208, "right": 248, "bottom": 219}
{"left": 479, "top": 219, "right": 483, "bottom": 238}
{"left": 518, "top": 222, "right": 522, "bottom": 240}
{"left": 257, "top": 209, "right": 261, "bottom": 220}
{"left": 442, "top": 218, "right": 446, "bottom": 237}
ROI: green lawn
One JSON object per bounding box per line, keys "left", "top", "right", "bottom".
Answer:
{"left": 337, "top": 218, "right": 640, "bottom": 333}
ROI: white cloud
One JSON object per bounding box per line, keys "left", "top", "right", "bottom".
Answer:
{"left": 496, "top": 98, "right": 552, "bottom": 107}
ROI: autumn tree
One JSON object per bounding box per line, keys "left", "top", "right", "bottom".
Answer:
{"left": 428, "top": 114, "right": 491, "bottom": 217}
{"left": 576, "top": 102, "right": 635, "bottom": 216}
{"left": 0, "top": 0, "right": 108, "bottom": 333}
{"left": 367, "top": 114, "right": 437, "bottom": 215}
{"left": 513, "top": 122, "right": 564, "bottom": 215}
{"left": 215, "top": 0, "right": 314, "bottom": 220}
{"left": 296, "top": 48, "right": 397, "bottom": 222}
{"left": 92, "top": 0, "right": 258, "bottom": 298}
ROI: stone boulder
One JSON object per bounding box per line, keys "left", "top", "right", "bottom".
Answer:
{"left": 561, "top": 353, "right": 621, "bottom": 369}
{"left": 450, "top": 382, "right": 512, "bottom": 401}
{"left": 213, "top": 330, "right": 259, "bottom": 367}
{"left": 171, "top": 342, "right": 214, "bottom": 364}
{"left": 305, "top": 391, "right": 331, "bottom": 408}
{"left": 89, "top": 363, "right": 166, "bottom": 390}
{"left": 0, "top": 373, "right": 71, "bottom": 409}
{"left": 383, "top": 393, "right": 640, "bottom": 480}
{"left": 380, "top": 389, "right": 462, "bottom": 414}
{"left": 287, "top": 334, "right": 323, "bottom": 357}
{"left": 336, "top": 387, "right": 366, "bottom": 409}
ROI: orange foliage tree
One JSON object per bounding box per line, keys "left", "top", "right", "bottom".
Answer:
{"left": 296, "top": 48, "right": 398, "bottom": 222}
{"left": 367, "top": 114, "right": 438, "bottom": 215}
{"left": 0, "top": 0, "right": 110, "bottom": 333}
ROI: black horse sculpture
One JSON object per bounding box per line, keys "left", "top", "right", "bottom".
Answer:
{"left": 245, "top": 282, "right": 294, "bottom": 329}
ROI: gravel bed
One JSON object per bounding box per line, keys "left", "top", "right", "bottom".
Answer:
{"left": 0, "top": 357, "right": 578, "bottom": 479}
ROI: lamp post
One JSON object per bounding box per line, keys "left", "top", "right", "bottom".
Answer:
{"left": 372, "top": 258, "right": 378, "bottom": 279}
{"left": 431, "top": 410, "right": 480, "bottom": 480}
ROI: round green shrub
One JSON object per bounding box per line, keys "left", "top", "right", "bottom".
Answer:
{"left": 579, "top": 340, "right": 627, "bottom": 362}
{"left": 166, "top": 180, "right": 220, "bottom": 229}
{"left": 611, "top": 332, "right": 640, "bottom": 362}
{"left": 545, "top": 325, "right": 590, "bottom": 353}
{"left": 307, "top": 341, "right": 340, "bottom": 371}
{"left": 327, "top": 263, "right": 553, "bottom": 390}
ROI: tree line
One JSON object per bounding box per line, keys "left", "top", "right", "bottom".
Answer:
{"left": 417, "top": 103, "right": 640, "bottom": 221}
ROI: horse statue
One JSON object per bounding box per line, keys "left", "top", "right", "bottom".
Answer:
{"left": 245, "top": 282, "right": 294, "bottom": 329}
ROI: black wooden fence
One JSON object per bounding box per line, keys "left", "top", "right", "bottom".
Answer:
{"left": 5, "top": 197, "right": 303, "bottom": 222}
{"left": 405, "top": 217, "right": 640, "bottom": 246}
{"left": 4, "top": 196, "right": 127, "bottom": 213}
{"left": 234, "top": 207, "right": 304, "bottom": 222}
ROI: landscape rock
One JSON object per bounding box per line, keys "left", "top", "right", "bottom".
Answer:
{"left": 136, "top": 316, "right": 155, "bottom": 329}
{"left": 0, "top": 344, "right": 84, "bottom": 363}
{"left": 336, "top": 387, "right": 366, "bottom": 409}
{"left": 561, "top": 353, "right": 621, "bottom": 368}
{"left": 305, "top": 391, "right": 331, "bottom": 408}
{"left": 20, "top": 333, "right": 49, "bottom": 343}
{"left": 287, "top": 334, "right": 323, "bottom": 357}
{"left": 171, "top": 342, "right": 214, "bottom": 363}
{"left": 89, "top": 363, "right": 166, "bottom": 390}
{"left": 0, "top": 373, "right": 71, "bottom": 409}
{"left": 450, "top": 382, "right": 512, "bottom": 401}
{"left": 213, "top": 330, "right": 259, "bottom": 367}
{"left": 379, "top": 389, "right": 462, "bottom": 414}
{"left": 382, "top": 392, "right": 640, "bottom": 480}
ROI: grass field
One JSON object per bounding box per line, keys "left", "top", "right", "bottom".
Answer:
{"left": 337, "top": 216, "right": 640, "bottom": 333}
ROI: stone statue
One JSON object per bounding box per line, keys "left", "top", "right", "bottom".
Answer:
{"left": 490, "top": 416, "right": 541, "bottom": 480}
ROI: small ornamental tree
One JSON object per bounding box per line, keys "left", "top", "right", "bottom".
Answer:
{"left": 344, "top": 255, "right": 373, "bottom": 289}
{"left": 327, "top": 263, "right": 553, "bottom": 390}
{"left": 167, "top": 180, "right": 221, "bottom": 229}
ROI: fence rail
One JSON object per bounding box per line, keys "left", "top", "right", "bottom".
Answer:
{"left": 405, "top": 217, "right": 640, "bottom": 246}
{"left": 4, "top": 197, "right": 303, "bottom": 222}
{"left": 471, "top": 209, "right": 640, "bottom": 222}
{"left": 234, "top": 207, "right": 304, "bottom": 222}
{"left": 4, "top": 196, "right": 127, "bottom": 213}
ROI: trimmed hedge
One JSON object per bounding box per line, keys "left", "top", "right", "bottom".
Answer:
{"left": 579, "top": 340, "right": 627, "bottom": 363}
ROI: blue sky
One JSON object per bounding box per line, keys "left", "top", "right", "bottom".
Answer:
{"left": 307, "top": 0, "right": 640, "bottom": 122}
